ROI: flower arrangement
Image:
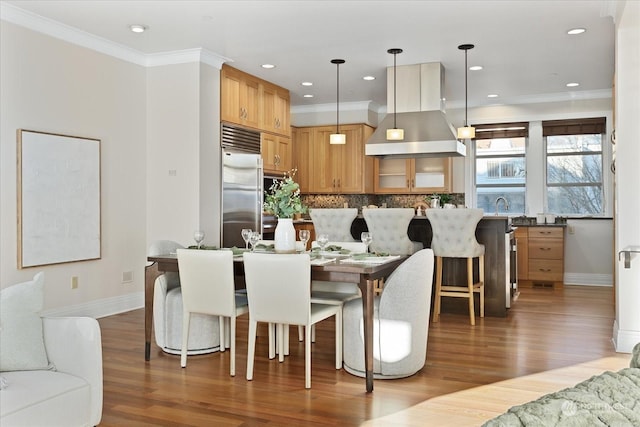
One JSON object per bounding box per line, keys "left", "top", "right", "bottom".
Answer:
{"left": 263, "top": 169, "right": 307, "bottom": 218}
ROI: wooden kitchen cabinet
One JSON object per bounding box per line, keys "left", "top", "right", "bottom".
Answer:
{"left": 374, "top": 157, "right": 452, "bottom": 194}
{"left": 291, "top": 127, "right": 312, "bottom": 192}
{"left": 262, "top": 133, "right": 291, "bottom": 175}
{"left": 518, "top": 226, "right": 565, "bottom": 288}
{"left": 515, "top": 227, "right": 529, "bottom": 281}
{"left": 293, "top": 221, "right": 315, "bottom": 251}
{"left": 221, "top": 65, "right": 260, "bottom": 129}
{"left": 261, "top": 82, "right": 290, "bottom": 137}
{"left": 306, "top": 124, "right": 375, "bottom": 194}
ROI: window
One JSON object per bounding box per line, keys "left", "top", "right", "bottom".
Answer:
{"left": 543, "top": 118, "right": 605, "bottom": 215}
{"left": 474, "top": 123, "right": 528, "bottom": 215}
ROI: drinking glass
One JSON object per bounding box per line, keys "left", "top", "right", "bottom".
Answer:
{"left": 299, "top": 229, "right": 310, "bottom": 251}
{"left": 249, "top": 231, "right": 261, "bottom": 251}
{"left": 193, "top": 230, "right": 205, "bottom": 249}
{"left": 316, "top": 234, "right": 329, "bottom": 256}
{"left": 241, "top": 228, "right": 252, "bottom": 250}
{"left": 361, "top": 232, "right": 372, "bottom": 253}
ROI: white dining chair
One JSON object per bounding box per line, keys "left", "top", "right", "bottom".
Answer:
{"left": 176, "top": 249, "right": 249, "bottom": 376}
{"left": 243, "top": 252, "right": 342, "bottom": 389}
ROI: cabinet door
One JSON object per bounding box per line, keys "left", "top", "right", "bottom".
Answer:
{"left": 411, "top": 158, "right": 452, "bottom": 193}
{"left": 337, "top": 125, "right": 365, "bottom": 193}
{"left": 374, "top": 158, "right": 412, "bottom": 193}
{"left": 515, "top": 228, "right": 529, "bottom": 280}
{"left": 262, "top": 83, "right": 290, "bottom": 136}
{"left": 310, "top": 127, "right": 338, "bottom": 193}
{"left": 262, "top": 134, "right": 291, "bottom": 175}
{"left": 221, "top": 67, "right": 260, "bottom": 129}
{"left": 292, "top": 127, "right": 312, "bottom": 193}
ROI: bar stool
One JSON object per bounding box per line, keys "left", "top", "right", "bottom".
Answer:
{"left": 309, "top": 208, "right": 358, "bottom": 242}
{"left": 426, "top": 208, "right": 485, "bottom": 326}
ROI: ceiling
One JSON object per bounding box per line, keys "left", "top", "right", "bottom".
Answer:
{"left": 2, "top": 1, "right": 616, "bottom": 112}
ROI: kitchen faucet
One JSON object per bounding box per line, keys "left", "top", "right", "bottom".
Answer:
{"left": 495, "top": 196, "right": 510, "bottom": 215}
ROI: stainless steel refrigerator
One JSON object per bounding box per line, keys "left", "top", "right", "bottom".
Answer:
{"left": 221, "top": 125, "right": 263, "bottom": 248}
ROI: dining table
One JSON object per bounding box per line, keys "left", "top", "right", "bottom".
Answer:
{"left": 145, "top": 251, "right": 407, "bottom": 392}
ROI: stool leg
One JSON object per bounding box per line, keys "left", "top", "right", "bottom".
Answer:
{"left": 432, "top": 256, "right": 443, "bottom": 323}
{"left": 479, "top": 254, "right": 485, "bottom": 318}
{"left": 467, "top": 257, "right": 475, "bottom": 326}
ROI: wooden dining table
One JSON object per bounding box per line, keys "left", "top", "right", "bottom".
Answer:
{"left": 145, "top": 252, "right": 407, "bottom": 392}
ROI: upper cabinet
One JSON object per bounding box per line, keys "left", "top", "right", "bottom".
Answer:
{"left": 220, "top": 65, "right": 290, "bottom": 137}
{"left": 262, "top": 133, "right": 291, "bottom": 175}
{"left": 221, "top": 66, "right": 261, "bottom": 129}
{"left": 374, "top": 157, "right": 452, "bottom": 194}
{"left": 293, "top": 124, "right": 375, "bottom": 194}
{"left": 261, "top": 82, "right": 290, "bottom": 137}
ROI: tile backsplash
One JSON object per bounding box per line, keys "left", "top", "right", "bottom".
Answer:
{"left": 301, "top": 193, "right": 465, "bottom": 215}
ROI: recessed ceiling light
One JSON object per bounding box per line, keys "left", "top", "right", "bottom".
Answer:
{"left": 303, "top": 94, "right": 314, "bottom": 98}
{"left": 301, "top": 82, "right": 313, "bottom": 86}
{"left": 567, "top": 28, "right": 586, "bottom": 35}
{"left": 469, "top": 65, "right": 483, "bottom": 71}
{"left": 566, "top": 82, "right": 580, "bottom": 87}
{"left": 261, "top": 64, "right": 275, "bottom": 69}
{"left": 363, "top": 76, "right": 376, "bottom": 81}
{"left": 487, "top": 94, "right": 499, "bottom": 98}
{"left": 129, "top": 24, "right": 147, "bottom": 33}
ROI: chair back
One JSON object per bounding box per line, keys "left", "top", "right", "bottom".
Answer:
{"left": 176, "top": 249, "right": 236, "bottom": 317}
{"left": 310, "top": 241, "right": 366, "bottom": 253}
{"left": 426, "top": 208, "right": 484, "bottom": 258}
{"left": 149, "top": 240, "right": 184, "bottom": 287}
{"left": 243, "top": 253, "right": 311, "bottom": 325}
{"left": 310, "top": 208, "right": 358, "bottom": 241}
{"left": 362, "top": 208, "right": 416, "bottom": 255}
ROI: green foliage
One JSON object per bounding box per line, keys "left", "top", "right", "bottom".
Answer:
{"left": 263, "top": 169, "right": 307, "bottom": 218}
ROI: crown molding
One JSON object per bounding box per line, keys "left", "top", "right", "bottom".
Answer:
{"left": 1, "top": 2, "right": 229, "bottom": 69}
{"left": 291, "top": 100, "right": 377, "bottom": 115}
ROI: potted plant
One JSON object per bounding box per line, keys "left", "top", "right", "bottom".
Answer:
{"left": 263, "top": 169, "right": 307, "bottom": 252}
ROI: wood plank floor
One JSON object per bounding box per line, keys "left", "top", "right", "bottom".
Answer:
{"left": 98, "top": 285, "right": 621, "bottom": 426}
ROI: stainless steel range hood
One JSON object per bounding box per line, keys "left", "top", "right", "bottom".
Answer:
{"left": 365, "top": 62, "right": 466, "bottom": 158}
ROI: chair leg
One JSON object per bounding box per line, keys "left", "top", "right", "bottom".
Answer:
{"left": 311, "top": 324, "right": 316, "bottom": 343}
{"left": 432, "top": 257, "right": 443, "bottom": 323}
{"left": 305, "top": 323, "right": 312, "bottom": 389}
{"left": 219, "top": 316, "right": 226, "bottom": 352}
{"left": 284, "top": 324, "right": 290, "bottom": 356}
{"left": 246, "top": 319, "right": 257, "bottom": 381}
{"left": 229, "top": 316, "right": 236, "bottom": 376}
{"left": 268, "top": 323, "right": 276, "bottom": 360}
{"left": 467, "top": 257, "right": 476, "bottom": 326}
{"left": 277, "top": 324, "right": 285, "bottom": 363}
{"left": 180, "top": 312, "right": 191, "bottom": 368}
{"left": 335, "top": 311, "right": 342, "bottom": 370}
{"left": 298, "top": 325, "right": 304, "bottom": 341}
{"left": 479, "top": 255, "right": 485, "bottom": 318}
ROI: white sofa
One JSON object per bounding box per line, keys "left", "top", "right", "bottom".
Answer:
{"left": 1, "top": 272, "right": 103, "bottom": 426}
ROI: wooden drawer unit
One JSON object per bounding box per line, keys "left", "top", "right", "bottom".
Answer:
{"left": 519, "top": 226, "right": 565, "bottom": 288}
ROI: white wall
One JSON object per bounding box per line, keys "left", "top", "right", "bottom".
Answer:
{"left": 613, "top": 0, "right": 640, "bottom": 353}
{"left": 0, "top": 21, "right": 147, "bottom": 313}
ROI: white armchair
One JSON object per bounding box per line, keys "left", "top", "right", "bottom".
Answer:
{"left": 150, "top": 240, "right": 221, "bottom": 355}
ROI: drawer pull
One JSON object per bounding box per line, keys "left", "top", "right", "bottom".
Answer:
{"left": 539, "top": 247, "right": 551, "bottom": 251}
{"left": 538, "top": 268, "right": 552, "bottom": 272}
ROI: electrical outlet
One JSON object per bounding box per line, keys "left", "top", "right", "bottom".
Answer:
{"left": 122, "top": 271, "right": 133, "bottom": 283}
{"left": 71, "top": 276, "right": 78, "bottom": 289}
{"left": 568, "top": 225, "right": 575, "bottom": 235}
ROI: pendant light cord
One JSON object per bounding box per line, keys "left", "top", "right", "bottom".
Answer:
{"left": 393, "top": 52, "right": 397, "bottom": 129}
{"left": 336, "top": 61, "right": 340, "bottom": 134}
{"left": 464, "top": 48, "right": 468, "bottom": 127}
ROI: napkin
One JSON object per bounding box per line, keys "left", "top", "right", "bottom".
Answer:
{"left": 310, "top": 258, "right": 335, "bottom": 266}
{"left": 187, "top": 245, "right": 218, "bottom": 250}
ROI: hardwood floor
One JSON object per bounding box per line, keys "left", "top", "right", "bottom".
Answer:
{"left": 99, "top": 285, "right": 620, "bottom": 426}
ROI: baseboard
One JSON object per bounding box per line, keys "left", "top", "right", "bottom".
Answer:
{"left": 41, "top": 291, "right": 144, "bottom": 319}
{"left": 613, "top": 320, "right": 640, "bottom": 353}
{"left": 564, "top": 272, "right": 613, "bottom": 286}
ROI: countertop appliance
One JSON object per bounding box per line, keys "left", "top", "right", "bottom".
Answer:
{"left": 221, "top": 124, "right": 263, "bottom": 248}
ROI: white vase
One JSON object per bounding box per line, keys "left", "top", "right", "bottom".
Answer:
{"left": 274, "top": 218, "right": 296, "bottom": 253}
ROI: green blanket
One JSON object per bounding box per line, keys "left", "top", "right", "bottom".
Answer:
{"left": 483, "top": 367, "right": 640, "bottom": 426}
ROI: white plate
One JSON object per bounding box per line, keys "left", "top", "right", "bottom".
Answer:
{"left": 339, "top": 255, "right": 401, "bottom": 265}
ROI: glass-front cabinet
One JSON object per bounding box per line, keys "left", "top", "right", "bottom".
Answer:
{"left": 374, "top": 157, "right": 452, "bottom": 193}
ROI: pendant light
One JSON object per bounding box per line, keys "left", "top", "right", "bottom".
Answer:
{"left": 386, "top": 48, "right": 404, "bottom": 141}
{"left": 329, "top": 59, "right": 346, "bottom": 145}
{"left": 456, "top": 44, "right": 476, "bottom": 140}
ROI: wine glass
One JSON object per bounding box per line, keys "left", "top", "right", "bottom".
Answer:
{"left": 193, "top": 230, "right": 205, "bottom": 249}
{"left": 299, "top": 229, "right": 310, "bottom": 251}
{"left": 241, "top": 228, "right": 252, "bottom": 250}
{"left": 361, "top": 232, "right": 372, "bottom": 253}
{"left": 249, "top": 231, "right": 261, "bottom": 252}
{"left": 316, "top": 234, "right": 329, "bottom": 257}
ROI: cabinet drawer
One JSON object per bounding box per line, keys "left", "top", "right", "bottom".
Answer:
{"left": 528, "top": 227, "right": 564, "bottom": 239}
{"left": 528, "top": 239, "right": 563, "bottom": 259}
{"left": 528, "top": 259, "right": 563, "bottom": 281}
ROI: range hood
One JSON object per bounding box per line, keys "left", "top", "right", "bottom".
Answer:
{"left": 365, "top": 62, "right": 466, "bottom": 158}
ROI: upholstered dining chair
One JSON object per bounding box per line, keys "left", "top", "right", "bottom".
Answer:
{"left": 243, "top": 252, "right": 342, "bottom": 389}
{"left": 426, "top": 208, "right": 485, "bottom": 326}
{"left": 342, "top": 248, "right": 435, "bottom": 379}
{"left": 309, "top": 208, "right": 358, "bottom": 242}
{"left": 362, "top": 208, "right": 423, "bottom": 255}
{"left": 149, "top": 240, "right": 221, "bottom": 355}
{"left": 176, "top": 249, "right": 249, "bottom": 376}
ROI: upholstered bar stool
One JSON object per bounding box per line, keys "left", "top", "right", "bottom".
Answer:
{"left": 362, "top": 208, "right": 423, "bottom": 255}
{"left": 309, "top": 208, "right": 358, "bottom": 242}
{"left": 426, "top": 208, "right": 485, "bottom": 326}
